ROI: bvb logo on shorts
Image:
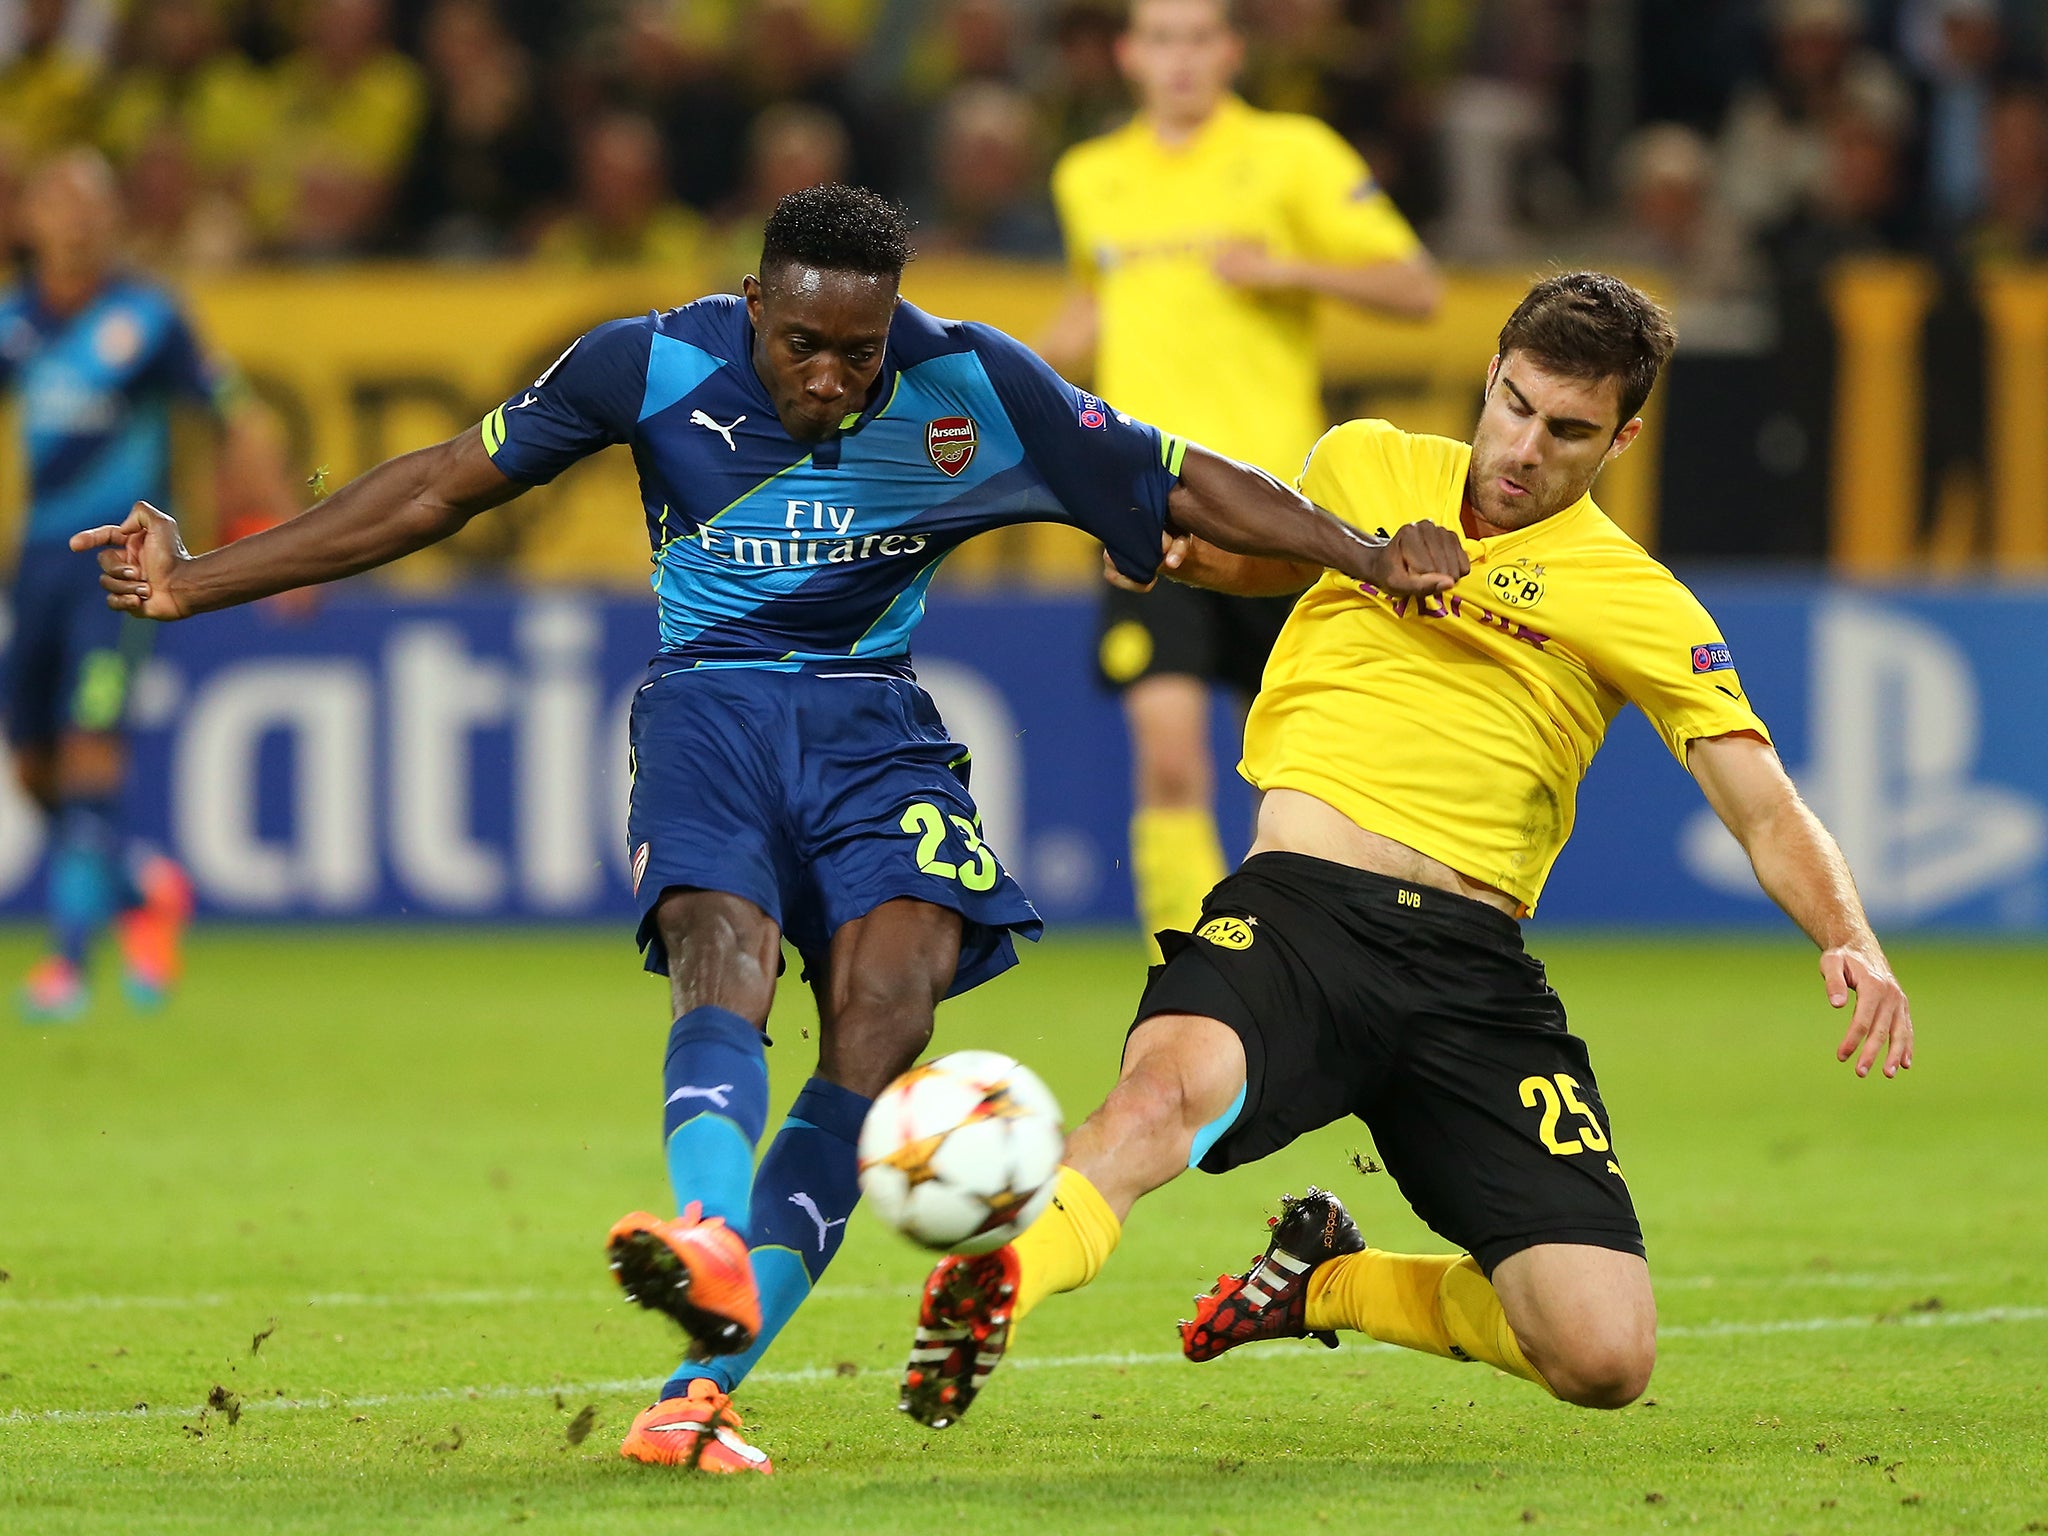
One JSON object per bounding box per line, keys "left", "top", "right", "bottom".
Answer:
{"left": 1196, "top": 915, "right": 1256, "bottom": 950}
{"left": 1485, "top": 560, "right": 1546, "bottom": 609}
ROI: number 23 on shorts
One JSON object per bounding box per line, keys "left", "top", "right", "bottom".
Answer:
{"left": 899, "top": 801, "right": 1001, "bottom": 891}
{"left": 1518, "top": 1073, "right": 1610, "bottom": 1156}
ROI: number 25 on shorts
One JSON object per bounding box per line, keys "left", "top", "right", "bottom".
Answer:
{"left": 900, "top": 802, "right": 1001, "bottom": 891}
{"left": 1518, "top": 1073, "right": 1610, "bottom": 1156}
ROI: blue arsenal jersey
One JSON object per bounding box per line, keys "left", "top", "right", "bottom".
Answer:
{"left": 482, "top": 295, "right": 1185, "bottom": 667}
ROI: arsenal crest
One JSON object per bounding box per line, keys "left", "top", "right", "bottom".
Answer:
{"left": 926, "top": 416, "right": 978, "bottom": 477}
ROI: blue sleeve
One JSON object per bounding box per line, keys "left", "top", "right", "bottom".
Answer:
{"left": 0, "top": 292, "right": 29, "bottom": 393}
{"left": 149, "top": 306, "right": 234, "bottom": 418}
{"left": 482, "top": 316, "right": 651, "bottom": 485}
{"left": 967, "top": 324, "right": 1184, "bottom": 582}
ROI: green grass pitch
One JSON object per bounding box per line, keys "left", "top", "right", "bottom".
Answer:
{"left": 3, "top": 928, "right": 2045, "bottom": 1533}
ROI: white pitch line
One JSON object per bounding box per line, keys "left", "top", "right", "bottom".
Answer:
{"left": 1655, "top": 1272, "right": 1960, "bottom": 1292}
{"left": 1657, "top": 1306, "right": 2048, "bottom": 1339}
{"left": 0, "top": 1271, "right": 1963, "bottom": 1315}
{"left": 0, "top": 1288, "right": 601, "bottom": 1315}
{"left": 5, "top": 1305, "right": 2043, "bottom": 1428}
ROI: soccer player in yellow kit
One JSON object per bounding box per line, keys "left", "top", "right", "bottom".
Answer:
{"left": 1044, "top": 0, "right": 1439, "bottom": 950}
{"left": 900, "top": 272, "right": 1915, "bottom": 1428}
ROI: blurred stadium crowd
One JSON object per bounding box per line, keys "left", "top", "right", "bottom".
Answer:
{"left": 0, "top": 0, "right": 2043, "bottom": 289}
{"left": 3, "top": 0, "right": 2046, "bottom": 569}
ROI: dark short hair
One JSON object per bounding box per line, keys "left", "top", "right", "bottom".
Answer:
{"left": 760, "top": 183, "right": 914, "bottom": 284}
{"left": 1497, "top": 271, "right": 1677, "bottom": 428}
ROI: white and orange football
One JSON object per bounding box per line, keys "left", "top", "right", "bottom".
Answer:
{"left": 856, "top": 1050, "right": 1065, "bottom": 1254}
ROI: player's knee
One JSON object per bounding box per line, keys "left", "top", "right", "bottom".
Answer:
{"left": 1108, "top": 1056, "right": 1212, "bottom": 1155}
{"left": 1543, "top": 1333, "right": 1654, "bottom": 1409}
{"left": 655, "top": 889, "right": 779, "bottom": 1011}
{"left": 56, "top": 730, "right": 124, "bottom": 795}
{"left": 1135, "top": 754, "right": 1209, "bottom": 809}
{"left": 1116, "top": 1016, "right": 1245, "bottom": 1151}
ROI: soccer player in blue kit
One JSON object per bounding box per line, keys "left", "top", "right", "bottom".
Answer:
{"left": 4, "top": 150, "right": 288, "bottom": 1019}
{"left": 74, "top": 184, "right": 1467, "bottom": 1472}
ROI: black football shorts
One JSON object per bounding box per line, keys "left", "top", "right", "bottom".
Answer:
{"left": 1132, "top": 851, "right": 1643, "bottom": 1274}
{"left": 1096, "top": 582, "right": 1297, "bottom": 696}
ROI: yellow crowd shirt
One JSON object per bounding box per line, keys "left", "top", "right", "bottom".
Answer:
{"left": 1243, "top": 420, "right": 1772, "bottom": 911}
{"left": 1051, "top": 96, "right": 1420, "bottom": 479}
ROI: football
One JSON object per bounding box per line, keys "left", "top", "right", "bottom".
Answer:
{"left": 856, "top": 1050, "right": 1065, "bottom": 1254}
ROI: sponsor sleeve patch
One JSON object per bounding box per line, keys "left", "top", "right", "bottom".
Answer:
{"left": 1690, "top": 642, "right": 1735, "bottom": 674}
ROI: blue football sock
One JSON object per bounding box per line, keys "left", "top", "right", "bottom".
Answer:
{"left": 48, "top": 796, "right": 122, "bottom": 968}
{"left": 662, "top": 1006, "right": 770, "bottom": 1236}
{"left": 666, "top": 1075, "right": 869, "bottom": 1399}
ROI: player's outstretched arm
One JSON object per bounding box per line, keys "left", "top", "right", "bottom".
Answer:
{"left": 1688, "top": 731, "right": 1913, "bottom": 1080}
{"left": 71, "top": 428, "right": 521, "bottom": 620}
{"left": 1158, "top": 444, "right": 1468, "bottom": 596}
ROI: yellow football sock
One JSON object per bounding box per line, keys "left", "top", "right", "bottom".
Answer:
{"left": 1304, "top": 1250, "right": 1553, "bottom": 1394}
{"left": 1130, "top": 807, "right": 1227, "bottom": 954}
{"left": 1010, "top": 1166, "right": 1122, "bottom": 1321}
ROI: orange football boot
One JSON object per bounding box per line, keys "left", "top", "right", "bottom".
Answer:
{"left": 19, "top": 955, "right": 85, "bottom": 1021}
{"left": 117, "top": 855, "right": 194, "bottom": 1009}
{"left": 606, "top": 1203, "right": 761, "bottom": 1358}
{"left": 619, "top": 1381, "right": 773, "bottom": 1473}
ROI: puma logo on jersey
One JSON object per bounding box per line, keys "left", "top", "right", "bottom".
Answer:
{"left": 788, "top": 1191, "right": 847, "bottom": 1251}
{"left": 508, "top": 391, "right": 538, "bottom": 410}
{"left": 691, "top": 410, "right": 746, "bottom": 450}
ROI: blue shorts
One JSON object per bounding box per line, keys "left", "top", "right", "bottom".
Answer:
{"left": 626, "top": 662, "right": 1043, "bottom": 998}
{"left": 1, "top": 542, "right": 150, "bottom": 748}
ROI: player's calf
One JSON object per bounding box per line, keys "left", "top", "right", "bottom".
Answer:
{"left": 1181, "top": 1187, "right": 1365, "bottom": 1362}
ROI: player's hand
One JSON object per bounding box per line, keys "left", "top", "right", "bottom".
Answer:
{"left": 69, "top": 501, "right": 193, "bottom": 620}
{"left": 1367, "top": 520, "right": 1470, "bottom": 596}
{"left": 1823, "top": 943, "right": 1913, "bottom": 1079}
{"left": 1101, "top": 530, "right": 1196, "bottom": 593}
{"left": 1213, "top": 241, "right": 1292, "bottom": 291}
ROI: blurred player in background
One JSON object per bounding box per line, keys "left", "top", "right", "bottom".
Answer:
{"left": 1, "top": 150, "right": 290, "bottom": 1019}
{"left": 1043, "top": 0, "right": 1439, "bottom": 950}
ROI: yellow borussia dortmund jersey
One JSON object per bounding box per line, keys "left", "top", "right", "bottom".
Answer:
{"left": 1052, "top": 96, "right": 1420, "bottom": 479}
{"left": 1243, "top": 419, "right": 1771, "bottom": 911}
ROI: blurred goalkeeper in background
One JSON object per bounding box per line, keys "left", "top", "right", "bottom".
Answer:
{"left": 1043, "top": 0, "right": 1439, "bottom": 952}
{"left": 1, "top": 150, "right": 290, "bottom": 1020}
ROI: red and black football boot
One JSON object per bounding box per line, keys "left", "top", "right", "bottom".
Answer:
{"left": 898, "top": 1246, "right": 1020, "bottom": 1429}
{"left": 1180, "top": 1186, "right": 1365, "bottom": 1362}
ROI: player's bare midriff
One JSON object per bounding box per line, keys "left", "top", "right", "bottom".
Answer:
{"left": 1247, "top": 787, "right": 1520, "bottom": 915}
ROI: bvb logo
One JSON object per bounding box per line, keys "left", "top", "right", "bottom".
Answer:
{"left": 1196, "top": 916, "right": 1257, "bottom": 950}
{"left": 1485, "top": 561, "right": 1546, "bottom": 609}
